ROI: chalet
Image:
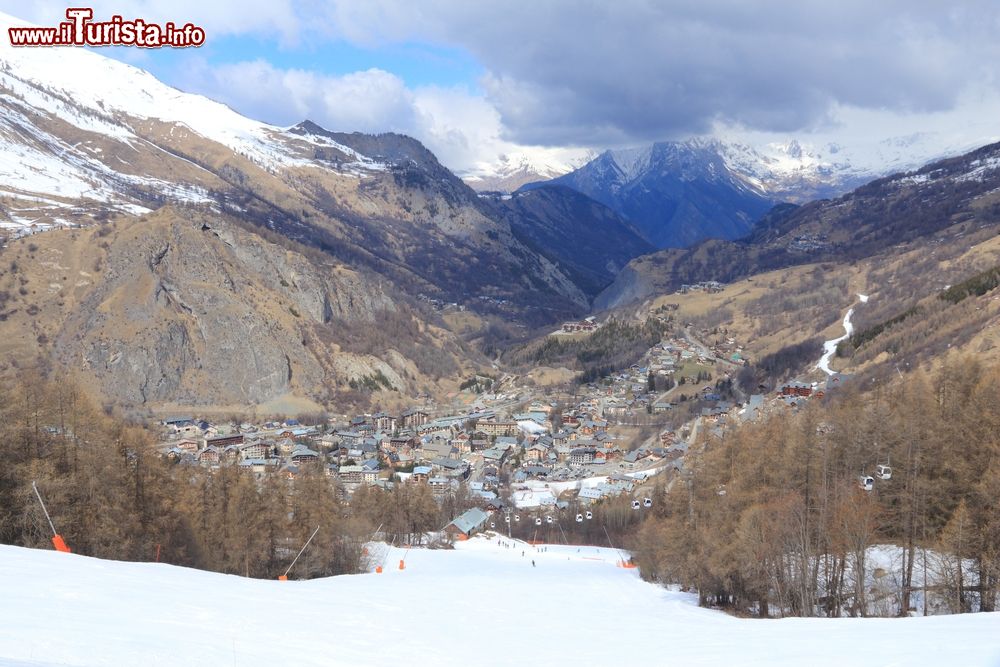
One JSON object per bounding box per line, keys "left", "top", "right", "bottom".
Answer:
{"left": 577, "top": 419, "right": 607, "bottom": 436}
{"left": 276, "top": 438, "right": 297, "bottom": 455}
{"left": 334, "top": 431, "right": 365, "bottom": 446}
{"left": 428, "top": 476, "right": 455, "bottom": 494}
{"left": 524, "top": 441, "right": 549, "bottom": 462}
{"left": 431, "top": 458, "right": 470, "bottom": 478}
{"left": 222, "top": 445, "right": 241, "bottom": 463}
{"left": 445, "top": 508, "right": 489, "bottom": 540}
{"left": 205, "top": 433, "right": 244, "bottom": 449}
{"left": 484, "top": 497, "right": 507, "bottom": 512}
{"left": 482, "top": 445, "right": 511, "bottom": 466}
{"left": 197, "top": 446, "right": 221, "bottom": 466}
{"left": 291, "top": 446, "right": 320, "bottom": 463}
{"left": 412, "top": 465, "right": 432, "bottom": 483}
{"left": 622, "top": 449, "right": 648, "bottom": 469}
{"left": 238, "top": 458, "right": 268, "bottom": 475}
{"left": 570, "top": 447, "right": 597, "bottom": 465}
{"left": 450, "top": 432, "right": 470, "bottom": 454}
{"left": 163, "top": 447, "right": 185, "bottom": 461}
{"left": 169, "top": 439, "right": 200, "bottom": 454}
{"left": 239, "top": 440, "right": 270, "bottom": 460}
{"left": 421, "top": 439, "right": 455, "bottom": 461}
{"left": 388, "top": 435, "right": 416, "bottom": 451}
{"left": 521, "top": 465, "right": 551, "bottom": 478}
{"left": 561, "top": 319, "right": 598, "bottom": 333}
{"left": 495, "top": 435, "right": 519, "bottom": 450}
{"left": 338, "top": 465, "right": 365, "bottom": 484}
{"left": 780, "top": 381, "right": 813, "bottom": 398}
{"left": 605, "top": 403, "right": 631, "bottom": 418}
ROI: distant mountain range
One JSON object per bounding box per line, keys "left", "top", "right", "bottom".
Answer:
{"left": 595, "top": 140, "right": 1000, "bottom": 309}
{"left": 498, "top": 134, "right": 993, "bottom": 249}
{"left": 463, "top": 152, "right": 579, "bottom": 194}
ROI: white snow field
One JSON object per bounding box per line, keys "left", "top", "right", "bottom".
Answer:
{"left": 1, "top": 538, "right": 999, "bottom": 667}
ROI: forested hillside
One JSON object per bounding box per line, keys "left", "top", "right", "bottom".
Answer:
{"left": 633, "top": 357, "right": 1000, "bottom": 617}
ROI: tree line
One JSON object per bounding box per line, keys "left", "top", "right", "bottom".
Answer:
{"left": 0, "top": 373, "right": 475, "bottom": 579}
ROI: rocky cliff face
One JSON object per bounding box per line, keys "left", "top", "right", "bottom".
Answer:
{"left": 0, "top": 207, "right": 475, "bottom": 410}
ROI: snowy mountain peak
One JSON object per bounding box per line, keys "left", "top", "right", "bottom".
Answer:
{"left": 0, "top": 12, "right": 401, "bottom": 236}
{"left": 463, "top": 150, "right": 579, "bottom": 192}
{"left": 608, "top": 145, "right": 654, "bottom": 181}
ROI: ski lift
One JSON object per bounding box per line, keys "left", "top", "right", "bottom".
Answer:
{"left": 859, "top": 475, "right": 874, "bottom": 492}
{"left": 535, "top": 517, "right": 542, "bottom": 526}
{"left": 876, "top": 464, "right": 892, "bottom": 480}
{"left": 490, "top": 522, "right": 495, "bottom": 529}
{"left": 643, "top": 497, "right": 652, "bottom": 508}
{"left": 545, "top": 515, "right": 553, "bottom": 524}
{"left": 514, "top": 514, "right": 520, "bottom": 522}
{"left": 585, "top": 511, "right": 593, "bottom": 520}
{"left": 631, "top": 499, "right": 640, "bottom": 510}
{"left": 504, "top": 515, "right": 510, "bottom": 523}
{"left": 575, "top": 513, "right": 583, "bottom": 523}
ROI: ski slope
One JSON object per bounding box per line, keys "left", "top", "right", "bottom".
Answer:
{"left": 1, "top": 538, "right": 998, "bottom": 667}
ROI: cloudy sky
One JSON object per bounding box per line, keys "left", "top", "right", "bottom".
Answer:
{"left": 5, "top": 1, "right": 1000, "bottom": 174}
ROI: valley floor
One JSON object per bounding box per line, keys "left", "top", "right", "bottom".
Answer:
{"left": 1, "top": 539, "right": 998, "bottom": 666}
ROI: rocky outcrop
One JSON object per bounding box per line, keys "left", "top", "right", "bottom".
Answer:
{"left": 40, "top": 209, "right": 465, "bottom": 408}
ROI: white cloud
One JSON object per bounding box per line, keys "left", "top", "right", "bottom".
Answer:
{"left": 4, "top": 0, "right": 304, "bottom": 42}
{"left": 5, "top": 0, "right": 1000, "bottom": 176}
{"left": 177, "top": 57, "right": 587, "bottom": 174}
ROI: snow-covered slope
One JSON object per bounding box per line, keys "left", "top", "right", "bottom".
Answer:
{"left": 526, "top": 139, "right": 776, "bottom": 247}
{"left": 0, "top": 11, "right": 383, "bottom": 236}
{"left": 463, "top": 151, "right": 579, "bottom": 193}
{"left": 2, "top": 538, "right": 999, "bottom": 667}
{"left": 714, "top": 133, "right": 997, "bottom": 202}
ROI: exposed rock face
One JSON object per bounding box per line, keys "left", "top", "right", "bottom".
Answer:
{"left": 34, "top": 209, "right": 468, "bottom": 408}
